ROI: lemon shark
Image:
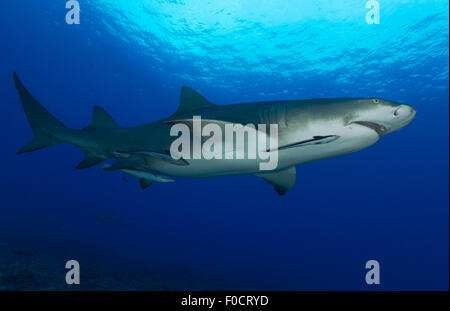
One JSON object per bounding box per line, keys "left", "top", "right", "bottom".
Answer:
{"left": 14, "top": 73, "right": 416, "bottom": 195}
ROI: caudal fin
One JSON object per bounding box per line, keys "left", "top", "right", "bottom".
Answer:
{"left": 14, "top": 72, "right": 67, "bottom": 154}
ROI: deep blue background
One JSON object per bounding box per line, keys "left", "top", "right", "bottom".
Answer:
{"left": 0, "top": 0, "right": 448, "bottom": 290}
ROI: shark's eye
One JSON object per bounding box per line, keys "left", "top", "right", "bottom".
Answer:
{"left": 372, "top": 99, "right": 379, "bottom": 104}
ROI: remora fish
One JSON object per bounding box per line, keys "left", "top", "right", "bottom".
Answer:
{"left": 14, "top": 73, "right": 416, "bottom": 195}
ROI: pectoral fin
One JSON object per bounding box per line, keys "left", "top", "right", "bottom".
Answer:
{"left": 254, "top": 166, "right": 296, "bottom": 195}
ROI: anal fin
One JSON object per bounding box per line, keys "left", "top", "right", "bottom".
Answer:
{"left": 76, "top": 150, "right": 104, "bottom": 169}
{"left": 140, "top": 179, "right": 153, "bottom": 189}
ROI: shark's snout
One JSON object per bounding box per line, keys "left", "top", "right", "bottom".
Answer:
{"left": 395, "top": 104, "right": 416, "bottom": 119}
{"left": 385, "top": 104, "right": 416, "bottom": 134}
{"left": 395, "top": 104, "right": 416, "bottom": 125}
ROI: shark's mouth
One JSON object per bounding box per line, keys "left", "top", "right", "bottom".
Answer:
{"left": 351, "top": 121, "right": 387, "bottom": 136}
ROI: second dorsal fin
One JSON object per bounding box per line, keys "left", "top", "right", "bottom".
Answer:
{"left": 90, "top": 106, "right": 120, "bottom": 129}
{"left": 172, "top": 86, "right": 215, "bottom": 116}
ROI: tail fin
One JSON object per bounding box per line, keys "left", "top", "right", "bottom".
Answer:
{"left": 14, "top": 72, "right": 67, "bottom": 154}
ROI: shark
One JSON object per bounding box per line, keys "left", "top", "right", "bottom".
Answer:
{"left": 14, "top": 72, "right": 416, "bottom": 195}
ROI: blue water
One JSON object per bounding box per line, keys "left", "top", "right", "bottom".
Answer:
{"left": 0, "top": 0, "right": 448, "bottom": 290}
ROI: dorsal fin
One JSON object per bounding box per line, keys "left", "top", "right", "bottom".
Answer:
{"left": 172, "top": 86, "right": 215, "bottom": 116}
{"left": 89, "top": 106, "right": 120, "bottom": 129}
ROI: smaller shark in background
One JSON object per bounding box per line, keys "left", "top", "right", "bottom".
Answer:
{"left": 14, "top": 73, "right": 416, "bottom": 195}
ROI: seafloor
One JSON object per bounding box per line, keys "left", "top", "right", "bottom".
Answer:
{"left": 0, "top": 247, "right": 200, "bottom": 290}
